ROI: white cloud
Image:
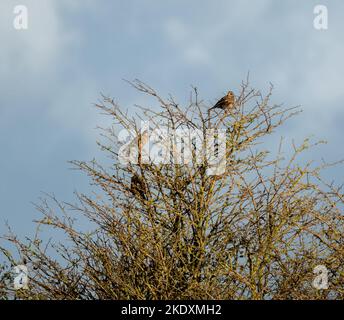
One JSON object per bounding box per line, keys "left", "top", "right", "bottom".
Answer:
{"left": 0, "top": 1, "right": 62, "bottom": 75}
{"left": 0, "top": 0, "right": 102, "bottom": 142}
{"left": 0, "top": 0, "right": 95, "bottom": 77}
{"left": 164, "top": 17, "right": 211, "bottom": 66}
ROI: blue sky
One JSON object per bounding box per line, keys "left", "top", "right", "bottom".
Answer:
{"left": 0, "top": 0, "right": 343, "bottom": 240}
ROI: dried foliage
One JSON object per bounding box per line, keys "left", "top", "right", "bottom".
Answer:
{"left": 1, "top": 79, "right": 344, "bottom": 300}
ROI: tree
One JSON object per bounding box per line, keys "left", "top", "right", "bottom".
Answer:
{"left": 1, "top": 79, "right": 343, "bottom": 300}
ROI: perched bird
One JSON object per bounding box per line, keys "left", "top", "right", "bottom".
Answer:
{"left": 137, "top": 130, "right": 149, "bottom": 165}
{"left": 209, "top": 91, "right": 235, "bottom": 111}
{"left": 130, "top": 173, "right": 147, "bottom": 200}
{"left": 120, "top": 129, "right": 149, "bottom": 165}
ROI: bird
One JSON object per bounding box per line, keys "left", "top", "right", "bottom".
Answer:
{"left": 137, "top": 130, "right": 149, "bottom": 165}
{"left": 130, "top": 173, "right": 147, "bottom": 200}
{"left": 209, "top": 91, "right": 235, "bottom": 111}
{"left": 120, "top": 129, "right": 149, "bottom": 165}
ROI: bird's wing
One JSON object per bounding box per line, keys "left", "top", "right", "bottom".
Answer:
{"left": 209, "top": 96, "right": 226, "bottom": 110}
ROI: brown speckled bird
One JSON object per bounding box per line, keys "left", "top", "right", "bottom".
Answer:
{"left": 130, "top": 173, "right": 147, "bottom": 200}
{"left": 209, "top": 91, "right": 235, "bottom": 111}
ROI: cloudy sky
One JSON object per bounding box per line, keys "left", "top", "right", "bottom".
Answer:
{"left": 0, "top": 0, "right": 343, "bottom": 239}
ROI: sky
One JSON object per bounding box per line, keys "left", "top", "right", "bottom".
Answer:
{"left": 0, "top": 0, "right": 343, "bottom": 241}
